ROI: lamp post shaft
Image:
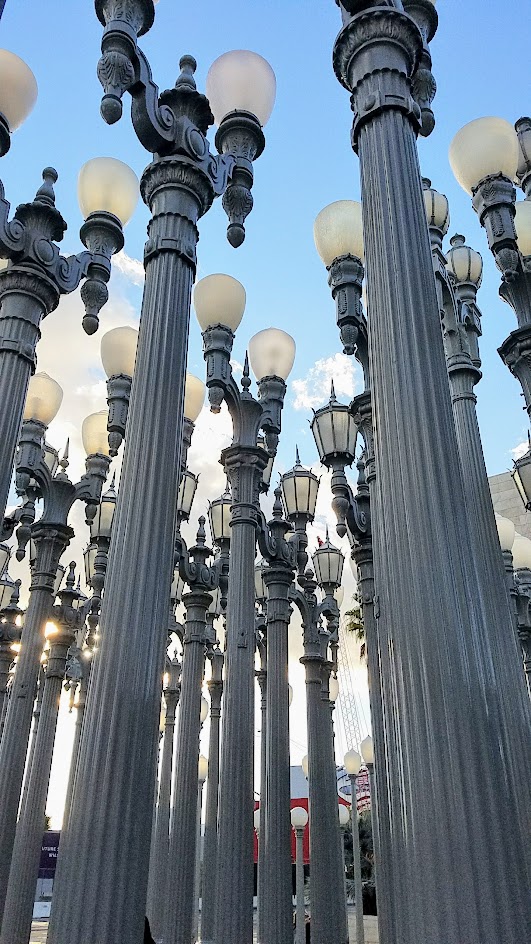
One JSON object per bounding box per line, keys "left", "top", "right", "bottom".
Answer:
{"left": 18, "top": 664, "right": 45, "bottom": 818}
{"left": 192, "top": 780, "right": 205, "bottom": 944}
{"left": 256, "top": 668, "right": 267, "bottom": 944}
{"left": 348, "top": 775, "right": 365, "bottom": 944}
{"left": 47, "top": 165, "right": 207, "bottom": 944}
{"left": 146, "top": 686, "right": 179, "bottom": 942}
{"left": 334, "top": 8, "right": 531, "bottom": 941}
{"left": 61, "top": 667, "right": 89, "bottom": 836}
{"left": 215, "top": 449, "right": 263, "bottom": 944}
{"left": 0, "top": 526, "right": 70, "bottom": 924}
{"left": 0, "top": 627, "right": 73, "bottom": 944}
{"left": 294, "top": 828, "right": 305, "bottom": 944}
{"left": 165, "top": 589, "right": 210, "bottom": 944}
{"left": 263, "top": 566, "right": 293, "bottom": 944}
{"left": 201, "top": 674, "right": 223, "bottom": 944}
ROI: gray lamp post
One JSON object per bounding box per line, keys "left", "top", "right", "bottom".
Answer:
{"left": 200, "top": 642, "right": 224, "bottom": 944}
{"left": 338, "top": 802, "right": 350, "bottom": 923}
{"left": 253, "top": 574, "right": 268, "bottom": 944}
{"left": 332, "top": 5, "right": 531, "bottom": 942}
{"left": 510, "top": 533, "right": 531, "bottom": 691}
{"left": 0, "top": 400, "right": 110, "bottom": 925}
{"left": 194, "top": 269, "right": 295, "bottom": 944}
{"left": 0, "top": 580, "right": 21, "bottom": 730}
{"left": 47, "top": 3, "right": 276, "bottom": 936}
{"left": 164, "top": 518, "right": 222, "bottom": 944}
{"left": 359, "top": 737, "right": 379, "bottom": 911}
{"left": 292, "top": 547, "right": 346, "bottom": 944}
{"left": 193, "top": 754, "right": 208, "bottom": 944}
{"left": 290, "top": 805, "right": 309, "bottom": 944}
{"left": 0, "top": 563, "right": 85, "bottom": 944}
{"left": 0, "top": 160, "right": 129, "bottom": 523}
{"left": 344, "top": 750, "right": 364, "bottom": 944}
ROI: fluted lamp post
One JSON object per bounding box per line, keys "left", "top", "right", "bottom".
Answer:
{"left": 291, "top": 805, "right": 309, "bottom": 944}
{"left": 0, "top": 579, "right": 21, "bottom": 731}
{"left": 344, "top": 749, "right": 364, "bottom": 944}
{"left": 509, "top": 532, "right": 531, "bottom": 689}
{"left": 0, "top": 49, "right": 37, "bottom": 156}
{"left": 201, "top": 641, "right": 224, "bottom": 944}
{"left": 0, "top": 386, "right": 110, "bottom": 926}
{"left": 195, "top": 269, "right": 295, "bottom": 944}
{"left": 0, "top": 155, "right": 135, "bottom": 523}
{"left": 193, "top": 753, "right": 209, "bottom": 944}
{"left": 48, "top": 9, "right": 277, "bottom": 936}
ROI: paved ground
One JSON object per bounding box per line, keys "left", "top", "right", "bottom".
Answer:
{"left": 31, "top": 909, "right": 379, "bottom": 942}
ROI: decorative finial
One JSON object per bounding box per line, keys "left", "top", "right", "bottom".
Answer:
{"left": 295, "top": 446, "right": 301, "bottom": 465}
{"left": 175, "top": 55, "right": 198, "bottom": 90}
{"left": 272, "top": 486, "right": 283, "bottom": 519}
{"left": 9, "top": 579, "right": 21, "bottom": 607}
{"left": 450, "top": 234, "right": 466, "bottom": 248}
{"left": 59, "top": 439, "right": 70, "bottom": 472}
{"left": 66, "top": 561, "right": 76, "bottom": 589}
{"left": 330, "top": 379, "right": 336, "bottom": 401}
{"left": 422, "top": 177, "right": 432, "bottom": 191}
{"left": 241, "top": 352, "right": 252, "bottom": 393}
{"left": 35, "top": 167, "right": 58, "bottom": 207}
{"left": 196, "top": 516, "right": 207, "bottom": 546}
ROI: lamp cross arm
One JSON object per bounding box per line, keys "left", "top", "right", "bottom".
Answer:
{"left": 256, "top": 506, "right": 296, "bottom": 570}
{"left": 174, "top": 529, "right": 218, "bottom": 592}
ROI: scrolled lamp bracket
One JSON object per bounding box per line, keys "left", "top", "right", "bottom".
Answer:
{"left": 174, "top": 517, "right": 219, "bottom": 593}
{"left": 471, "top": 174, "right": 520, "bottom": 283}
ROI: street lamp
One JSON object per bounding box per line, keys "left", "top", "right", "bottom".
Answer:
{"left": 195, "top": 266, "right": 295, "bottom": 943}
{"left": 193, "top": 754, "right": 208, "bottom": 944}
{"left": 344, "top": 749, "right": 364, "bottom": 944}
{"left": 100, "top": 325, "right": 138, "bottom": 456}
{"left": 201, "top": 643, "right": 224, "bottom": 944}
{"left": 0, "top": 392, "right": 110, "bottom": 926}
{"left": 0, "top": 49, "right": 37, "bottom": 156}
{"left": 290, "top": 805, "right": 309, "bottom": 944}
{"left": 48, "top": 7, "right": 277, "bottom": 937}
{"left": 332, "top": 7, "right": 531, "bottom": 944}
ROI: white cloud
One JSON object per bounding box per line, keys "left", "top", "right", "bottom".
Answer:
{"left": 112, "top": 250, "right": 144, "bottom": 286}
{"left": 511, "top": 440, "right": 529, "bottom": 461}
{"left": 291, "top": 353, "right": 359, "bottom": 412}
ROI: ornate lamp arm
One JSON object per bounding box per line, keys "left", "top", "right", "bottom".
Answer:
{"left": 174, "top": 517, "right": 219, "bottom": 594}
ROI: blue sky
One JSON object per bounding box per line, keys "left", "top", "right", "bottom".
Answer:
{"left": 1, "top": 1, "right": 529, "bottom": 819}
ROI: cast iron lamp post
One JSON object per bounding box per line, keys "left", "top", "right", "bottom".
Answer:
{"left": 0, "top": 49, "right": 37, "bottom": 157}
{"left": 332, "top": 5, "right": 531, "bottom": 942}
{"left": 0, "top": 156, "right": 134, "bottom": 522}
{"left": 359, "top": 736, "right": 379, "bottom": 907}
{"left": 338, "top": 802, "right": 350, "bottom": 918}
{"left": 253, "top": 580, "right": 268, "bottom": 944}
{"left": 344, "top": 749, "right": 364, "bottom": 944}
{"left": 0, "top": 579, "right": 22, "bottom": 730}
{"left": 291, "top": 542, "right": 346, "bottom": 944}
{"left": 193, "top": 753, "right": 209, "bottom": 944}
{"left": 0, "top": 384, "right": 110, "bottom": 925}
{"left": 291, "top": 805, "right": 309, "bottom": 944}
{"left": 0, "top": 563, "right": 85, "bottom": 944}
{"left": 48, "top": 0, "right": 277, "bottom": 933}
{"left": 194, "top": 269, "right": 295, "bottom": 944}
{"left": 496, "top": 525, "right": 531, "bottom": 691}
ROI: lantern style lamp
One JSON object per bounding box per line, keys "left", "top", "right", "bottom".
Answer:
{"left": 177, "top": 469, "right": 199, "bottom": 526}
{"left": 281, "top": 449, "right": 319, "bottom": 531}
{"left": 208, "top": 483, "right": 232, "bottom": 549}
{"left": 449, "top": 118, "right": 520, "bottom": 195}
{"left": 0, "top": 572, "right": 15, "bottom": 611}
{"left": 170, "top": 566, "right": 185, "bottom": 607}
{"left": 90, "top": 478, "right": 117, "bottom": 541}
{"left": 23, "top": 372, "right": 63, "bottom": 428}
{"left": 312, "top": 531, "right": 345, "bottom": 594}
{"left": 78, "top": 157, "right": 139, "bottom": 226}
{"left": 0, "top": 49, "right": 38, "bottom": 155}
{"left": 313, "top": 200, "right": 364, "bottom": 266}
{"left": 512, "top": 441, "right": 531, "bottom": 510}
{"left": 84, "top": 543, "right": 97, "bottom": 590}
{"left": 310, "top": 384, "right": 358, "bottom": 468}
{"left": 423, "top": 178, "right": 450, "bottom": 248}
{"left": 198, "top": 753, "right": 209, "bottom": 783}
{"left": 328, "top": 674, "right": 340, "bottom": 703}
{"left": 254, "top": 560, "right": 267, "bottom": 604}
{"left": 445, "top": 235, "right": 483, "bottom": 288}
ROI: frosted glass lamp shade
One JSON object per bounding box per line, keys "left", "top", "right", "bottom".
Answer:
{"left": 208, "top": 586, "right": 222, "bottom": 617}
{"left": 301, "top": 755, "right": 309, "bottom": 778}
{"left": 495, "top": 514, "right": 515, "bottom": 553}
{"left": 248, "top": 328, "right": 295, "bottom": 381}
{"left": 194, "top": 274, "right": 246, "bottom": 332}
{"left": 281, "top": 454, "right": 319, "bottom": 521}
{"left": 254, "top": 560, "right": 266, "bottom": 602}
{"left": 184, "top": 373, "right": 205, "bottom": 423}
{"left": 90, "top": 480, "right": 117, "bottom": 540}
{"left": 0, "top": 258, "right": 8, "bottom": 271}
{"left": 314, "top": 201, "right": 364, "bottom": 266}
{"left": 206, "top": 50, "right": 276, "bottom": 126}
{"left": 445, "top": 235, "right": 483, "bottom": 287}
{"left": 511, "top": 534, "right": 531, "bottom": 570}
{"left": 254, "top": 809, "right": 261, "bottom": 832}
{"left": 312, "top": 534, "right": 344, "bottom": 590}
{"left": 512, "top": 447, "right": 531, "bottom": 510}
{"left": 84, "top": 543, "right": 97, "bottom": 588}
{"left": 208, "top": 485, "right": 232, "bottom": 545}
{"left": 338, "top": 804, "right": 350, "bottom": 827}
{"left": 43, "top": 442, "right": 59, "bottom": 477}
{"left": 170, "top": 568, "right": 185, "bottom": 604}
{"left": 328, "top": 675, "right": 339, "bottom": 702}
{"left": 78, "top": 157, "right": 139, "bottom": 225}
{"left": 0, "top": 543, "right": 10, "bottom": 577}
{"left": 177, "top": 469, "right": 199, "bottom": 520}
{"left": 360, "top": 735, "right": 374, "bottom": 765}
{"left": 198, "top": 753, "right": 208, "bottom": 781}
{"left": 344, "top": 749, "right": 362, "bottom": 777}
{"left": 311, "top": 394, "right": 357, "bottom": 465}
{"left": 0, "top": 573, "right": 15, "bottom": 611}
{"left": 54, "top": 563, "right": 65, "bottom": 597}
{"left": 101, "top": 326, "right": 138, "bottom": 379}
{"left": 291, "top": 806, "right": 308, "bottom": 829}
{"left": 515, "top": 201, "right": 531, "bottom": 256}
{"left": 423, "top": 183, "right": 450, "bottom": 233}
{"left": 0, "top": 50, "right": 37, "bottom": 131}
{"left": 200, "top": 696, "right": 209, "bottom": 724}
{"left": 23, "top": 372, "right": 63, "bottom": 426}
{"left": 82, "top": 410, "right": 110, "bottom": 456}
{"left": 449, "top": 118, "right": 520, "bottom": 195}
{"left": 288, "top": 683, "right": 293, "bottom": 707}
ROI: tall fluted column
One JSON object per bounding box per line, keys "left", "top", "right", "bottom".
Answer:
{"left": 19, "top": 664, "right": 45, "bottom": 817}
{"left": 0, "top": 525, "right": 70, "bottom": 922}
{"left": 61, "top": 665, "right": 88, "bottom": 836}
{"left": 47, "top": 162, "right": 214, "bottom": 944}
{"left": 262, "top": 564, "right": 293, "bottom": 944}
{"left": 165, "top": 589, "right": 210, "bottom": 944}
{"left": 348, "top": 773, "right": 364, "bottom": 944}
{"left": 0, "top": 619, "right": 75, "bottom": 944}
{"left": 255, "top": 665, "right": 267, "bottom": 944}
{"left": 201, "top": 652, "right": 223, "bottom": 944}
{"left": 147, "top": 659, "right": 180, "bottom": 942}
{"left": 215, "top": 447, "right": 265, "bottom": 944}
{"left": 333, "top": 7, "right": 531, "bottom": 942}
{"left": 294, "top": 827, "right": 305, "bottom": 944}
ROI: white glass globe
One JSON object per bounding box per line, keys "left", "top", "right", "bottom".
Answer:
{"left": 101, "top": 326, "right": 138, "bottom": 379}
{"left": 449, "top": 118, "right": 520, "bottom": 195}
{"left": 511, "top": 533, "right": 531, "bottom": 570}
{"left": 206, "top": 50, "right": 276, "bottom": 127}
{"left": 248, "top": 328, "right": 296, "bottom": 381}
{"left": 78, "top": 157, "right": 139, "bottom": 225}
{"left": 193, "top": 274, "right": 246, "bottom": 332}
{"left": 290, "top": 806, "right": 308, "bottom": 829}
{"left": 515, "top": 201, "right": 531, "bottom": 256}
{"left": 82, "top": 410, "right": 110, "bottom": 457}
{"left": 344, "top": 749, "right": 362, "bottom": 777}
{"left": 198, "top": 754, "right": 208, "bottom": 781}
{"left": 360, "top": 735, "right": 374, "bottom": 765}
{"left": 495, "top": 514, "right": 515, "bottom": 553}
{"left": 301, "top": 754, "right": 309, "bottom": 778}
{"left": 0, "top": 50, "right": 37, "bottom": 131}
{"left": 314, "top": 200, "right": 364, "bottom": 266}
{"left": 23, "top": 372, "right": 63, "bottom": 426}
{"left": 184, "top": 373, "right": 205, "bottom": 423}
{"left": 338, "top": 804, "right": 350, "bottom": 827}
